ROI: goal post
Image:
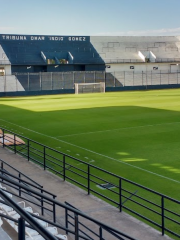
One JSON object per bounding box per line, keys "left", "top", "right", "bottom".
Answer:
{"left": 74, "top": 82, "right": 105, "bottom": 94}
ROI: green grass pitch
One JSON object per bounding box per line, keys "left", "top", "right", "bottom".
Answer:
{"left": 1, "top": 89, "right": 180, "bottom": 202}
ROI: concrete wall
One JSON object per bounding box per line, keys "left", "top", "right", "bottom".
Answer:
{"left": 105, "top": 63, "right": 179, "bottom": 72}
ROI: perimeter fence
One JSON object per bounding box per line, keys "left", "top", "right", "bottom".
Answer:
{"left": 1, "top": 70, "right": 180, "bottom": 93}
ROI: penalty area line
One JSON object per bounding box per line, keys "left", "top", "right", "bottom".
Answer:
{"left": 56, "top": 121, "right": 180, "bottom": 138}
{"left": 0, "top": 118, "right": 180, "bottom": 184}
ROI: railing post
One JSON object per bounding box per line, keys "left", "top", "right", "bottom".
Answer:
{"left": 43, "top": 146, "right": 46, "bottom": 170}
{"left": 142, "top": 71, "right": 143, "bottom": 85}
{"left": 18, "top": 217, "right": 25, "bottom": 240}
{"left": 53, "top": 196, "right": 56, "bottom": 223}
{"left": 41, "top": 189, "right": 44, "bottom": 216}
{"left": 75, "top": 214, "right": 79, "bottom": 240}
{"left": 27, "top": 140, "right": 30, "bottom": 161}
{"left": 160, "top": 70, "right": 161, "bottom": 85}
{"left": 63, "top": 155, "right": 66, "bottom": 181}
{"left": 28, "top": 72, "right": 30, "bottom": 91}
{"left": 119, "top": 178, "right": 122, "bottom": 212}
{"left": 151, "top": 71, "right": 152, "bottom": 85}
{"left": 1, "top": 162, "right": 3, "bottom": 182}
{"left": 99, "top": 226, "right": 103, "bottom": 240}
{"left": 88, "top": 165, "right": 90, "bottom": 195}
{"left": 168, "top": 71, "right": 169, "bottom": 85}
{"left": 161, "top": 196, "right": 165, "bottom": 236}
{"left": 65, "top": 208, "right": 68, "bottom": 235}
{"left": 19, "top": 173, "right": 21, "bottom": 197}
{"left": 177, "top": 71, "right": 178, "bottom": 84}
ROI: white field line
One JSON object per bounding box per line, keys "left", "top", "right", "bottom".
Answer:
{"left": 56, "top": 121, "right": 180, "bottom": 138}
{"left": 1, "top": 118, "right": 180, "bottom": 184}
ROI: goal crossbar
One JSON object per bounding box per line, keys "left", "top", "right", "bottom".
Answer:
{"left": 74, "top": 82, "right": 105, "bottom": 94}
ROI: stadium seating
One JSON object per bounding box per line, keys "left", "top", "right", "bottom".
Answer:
{"left": 0, "top": 38, "right": 104, "bottom": 66}
{"left": 0, "top": 160, "right": 68, "bottom": 240}
{"left": 90, "top": 36, "right": 180, "bottom": 63}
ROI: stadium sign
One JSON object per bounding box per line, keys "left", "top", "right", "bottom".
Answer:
{"left": 0, "top": 35, "right": 87, "bottom": 42}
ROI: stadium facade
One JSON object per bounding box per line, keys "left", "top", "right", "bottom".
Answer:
{"left": 1, "top": 34, "right": 180, "bottom": 94}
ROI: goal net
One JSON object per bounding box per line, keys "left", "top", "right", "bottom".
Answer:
{"left": 74, "top": 82, "right": 105, "bottom": 94}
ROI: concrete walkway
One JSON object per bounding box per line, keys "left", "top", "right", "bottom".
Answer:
{"left": 0, "top": 146, "right": 173, "bottom": 240}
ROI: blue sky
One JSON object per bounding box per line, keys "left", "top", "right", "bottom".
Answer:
{"left": 1, "top": 0, "right": 180, "bottom": 36}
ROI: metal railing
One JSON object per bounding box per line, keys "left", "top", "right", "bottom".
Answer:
{"left": 0, "top": 188, "right": 58, "bottom": 240}
{"left": 1, "top": 127, "right": 180, "bottom": 239}
{"left": 0, "top": 158, "right": 42, "bottom": 188}
{"left": 1, "top": 70, "right": 180, "bottom": 93}
{"left": 0, "top": 173, "right": 137, "bottom": 240}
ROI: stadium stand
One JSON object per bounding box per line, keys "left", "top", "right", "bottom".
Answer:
{"left": 90, "top": 36, "right": 180, "bottom": 63}
{"left": 1, "top": 34, "right": 180, "bottom": 94}
{"left": 0, "top": 35, "right": 105, "bottom": 73}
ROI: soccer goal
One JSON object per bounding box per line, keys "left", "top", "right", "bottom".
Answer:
{"left": 74, "top": 82, "right": 105, "bottom": 94}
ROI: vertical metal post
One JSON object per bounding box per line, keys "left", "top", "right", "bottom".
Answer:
{"left": 18, "top": 217, "right": 25, "bottom": 240}
{"left": 1, "top": 162, "right": 3, "bottom": 182}
{"left": 88, "top": 165, "right": 90, "bottom": 195}
{"left": 142, "top": 71, "right": 143, "bottom": 85}
{"left": 124, "top": 71, "right": 125, "bottom": 87}
{"left": 168, "top": 71, "right": 169, "bottom": 85}
{"left": 177, "top": 70, "right": 178, "bottom": 84}
{"left": 41, "top": 188, "right": 44, "bottom": 216}
{"left": 75, "top": 214, "right": 79, "bottom": 240}
{"left": 161, "top": 196, "right": 165, "bottom": 236}
{"left": 4, "top": 72, "right": 6, "bottom": 92}
{"left": 43, "top": 147, "right": 46, "bottom": 170}
{"left": 151, "top": 71, "right": 152, "bottom": 85}
{"left": 99, "top": 227, "right": 103, "bottom": 240}
{"left": 19, "top": 173, "right": 21, "bottom": 197}
{"left": 62, "top": 72, "right": 64, "bottom": 89}
{"left": 133, "top": 71, "right": 134, "bottom": 86}
{"left": 53, "top": 200, "right": 56, "bottom": 223}
{"left": 65, "top": 208, "right": 68, "bottom": 235}
{"left": 40, "top": 72, "right": 42, "bottom": 91}
{"left": 51, "top": 72, "right": 53, "bottom": 90}
{"left": 28, "top": 72, "right": 30, "bottom": 91}
{"left": 160, "top": 70, "right": 161, "bottom": 85}
{"left": 63, "top": 155, "right": 66, "bottom": 181}
{"left": 114, "top": 71, "right": 115, "bottom": 87}
{"left": 119, "top": 178, "right": 122, "bottom": 212}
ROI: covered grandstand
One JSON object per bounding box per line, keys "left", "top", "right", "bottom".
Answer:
{"left": 1, "top": 34, "right": 180, "bottom": 94}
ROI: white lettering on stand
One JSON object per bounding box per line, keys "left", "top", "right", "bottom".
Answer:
{"left": 1, "top": 35, "right": 87, "bottom": 42}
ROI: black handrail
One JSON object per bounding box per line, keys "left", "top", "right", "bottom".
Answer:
{"left": 0, "top": 160, "right": 56, "bottom": 198}
{"left": 0, "top": 189, "right": 58, "bottom": 240}
{"left": 0, "top": 158, "right": 42, "bottom": 187}
{"left": 1, "top": 127, "right": 180, "bottom": 238}
{"left": 0, "top": 173, "right": 138, "bottom": 240}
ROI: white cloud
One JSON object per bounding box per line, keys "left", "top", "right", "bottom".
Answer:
{"left": 96, "top": 27, "right": 180, "bottom": 36}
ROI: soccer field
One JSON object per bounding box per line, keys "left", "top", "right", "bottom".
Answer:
{"left": 1, "top": 89, "right": 180, "bottom": 201}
